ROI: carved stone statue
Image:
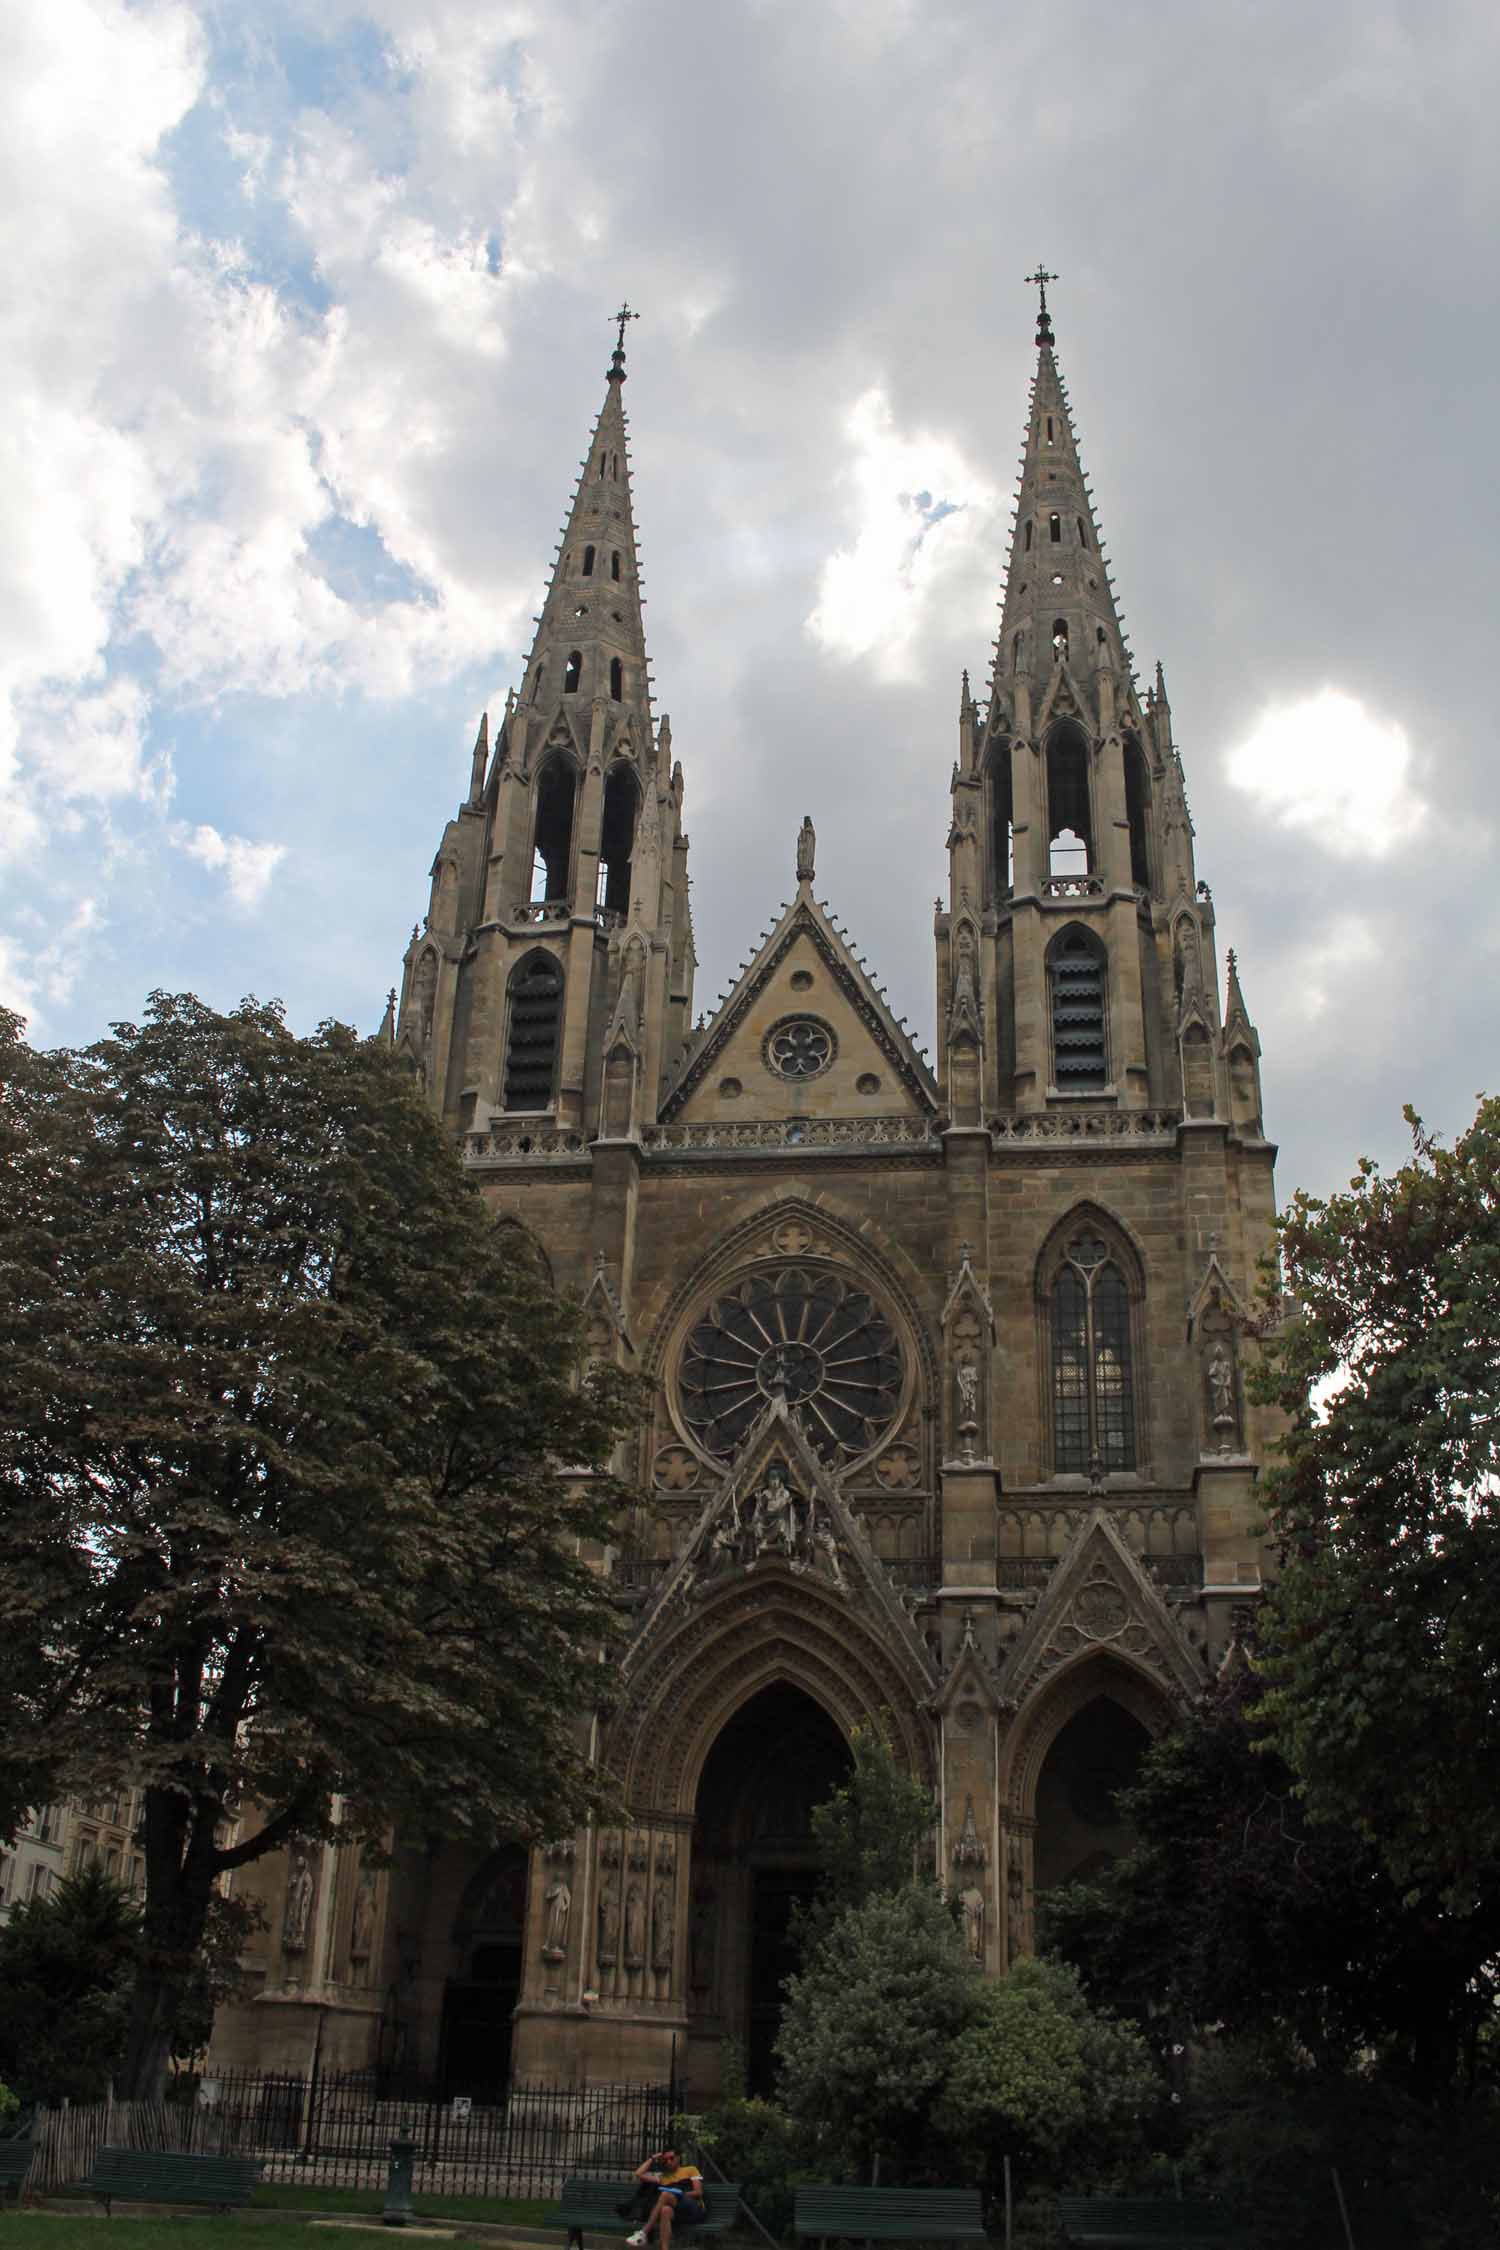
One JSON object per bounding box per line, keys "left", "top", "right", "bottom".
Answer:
{"left": 624, "top": 1881, "right": 647, "bottom": 1968}
{"left": 960, "top": 1884, "right": 985, "bottom": 1963}
{"left": 542, "top": 1873, "right": 571, "bottom": 1961}
{"left": 283, "top": 1849, "right": 315, "bottom": 1952}
{"left": 651, "top": 1879, "right": 675, "bottom": 1974}
{"left": 596, "top": 1882, "right": 620, "bottom": 1968}
{"left": 750, "top": 1463, "right": 800, "bottom": 1561}
{"left": 796, "top": 814, "right": 816, "bottom": 884}
{"left": 1208, "top": 1341, "right": 1237, "bottom": 1433}
{"left": 349, "top": 1865, "right": 377, "bottom": 1964}
{"left": 813, "top": 1517, "right": 846, "bottom": 1590}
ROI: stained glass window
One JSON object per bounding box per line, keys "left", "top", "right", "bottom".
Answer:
{"left": 679, "top": 1267, "right": 902, "bottom": 1464}
{"left": 1050, "top": 1235, "right": 1136, "bottom": 1474}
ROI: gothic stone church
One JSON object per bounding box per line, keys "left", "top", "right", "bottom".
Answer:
{"left": 215, "top": 295, "right": 1275, "bottom": 2098}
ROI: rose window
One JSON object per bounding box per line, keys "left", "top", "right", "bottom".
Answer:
{"left": 765, "top": 1017, "right": 835, "bottom": 1079}
{"left": 678, "top": 1266, "right": 903, "bottom": 1463}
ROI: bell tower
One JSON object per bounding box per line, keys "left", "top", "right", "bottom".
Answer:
{"left": 393, "top": 313, "right": 697, "bottom": 1138}
{"left": 937, "top": 272, "right": 1254, "bottom": 1130}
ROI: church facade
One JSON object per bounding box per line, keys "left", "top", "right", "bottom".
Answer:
{"left": 213, "top": 292, "right": 1276, "bottom": 2099}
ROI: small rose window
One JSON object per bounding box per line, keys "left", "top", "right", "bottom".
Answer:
{"left": 765, "top": 1016, "right": 835, "bottom": 1079}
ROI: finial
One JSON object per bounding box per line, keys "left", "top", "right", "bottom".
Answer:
{"left": 1024, "top": 263, "right": 1058, "bottom": 347}
{"left": 608, "top": 301, "right": 638, "bottom": 380}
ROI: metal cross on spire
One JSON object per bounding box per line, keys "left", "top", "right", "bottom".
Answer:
{"left": 612, "top": 301, "right": 639, "bottom": 354}
{"left": 1024, "top": 263, "right": 1057, "bottom": 345}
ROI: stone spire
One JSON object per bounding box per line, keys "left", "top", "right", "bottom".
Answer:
{"left": 990, "top": 278, "right": 1132, "bottom": 724}
{"left": 515, "top": 313, "right": 652, "bottom": 740}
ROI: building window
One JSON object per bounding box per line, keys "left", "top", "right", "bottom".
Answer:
{"left": 1046, "top": 722, "right": 1093, "bottom": 875}
{"left": 990, "top": 742, "right": 1014, "bottom": 897}
{"left": 1050, "top": 927, "right": 1107, "bottom": 1090}
{"left": 530, "top": 759, "right": 577, "bottom": 903}
{"left": 597, "top": 764, "right": 639, "bottom": 917}
{"left": 563, "top": 649, "right": 582, "bottom": 693}
{"left": 1049, "top": 512, "right": 1061, "bottom": 543}
{"left": 582, "top": 545, "right": 595, "bottom": 576}
{"left": 1052, "top": 616, "right": 1069, "bottom": 663}
{"left": 503, "top": 952, "right": 565, "bottom": 1112}
{"left": 1124, "top": 735, "right": 1152, "bottom": 890}
{"left": 1049, "top": 1230, "right": 1136, "bottom": 1473}
{"left": 1024, "top": 520, "right": 1034, "bottom": 552}
{"left": 609, "top": 656, "right": 623, "bottom": 701}
{"left": 611, "top": 551, "right": 622, "bottom": 581}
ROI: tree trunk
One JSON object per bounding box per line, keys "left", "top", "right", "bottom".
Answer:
{"left": 119, "top": 1962, "right": 182, "bottom": 2101}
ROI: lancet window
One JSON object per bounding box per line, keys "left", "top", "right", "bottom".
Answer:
{"left": 1046, "top": 722, "right": 1093, "bottom": 875}
{"left": 1049, "top": 926, "right": 1107, "bottom": 1091}
{"left": 502, "top": 952, "right": 564, "bottom": 1112}
{"left": 597, "top": 764, "right": 639, "bottom": 918}
{"left": 1046, "top": 1228, "right": 1137, "bottom": 1475}
{"left": 530, "top": 758, "right": 577, "bottom": 903}
{"left": 1124, "top": 735, "right": 1152, "bottom": 891}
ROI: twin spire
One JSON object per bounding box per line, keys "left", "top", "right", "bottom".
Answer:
{"left": 991, "top": 269, "right": 1132, "bottom": 721}
{"left": 517, "top": 308, "right": 652, "bottom": 743}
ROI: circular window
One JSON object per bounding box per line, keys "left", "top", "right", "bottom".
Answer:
{"left": 718, "top": 1076, "right": 743, "bottom": 1099}
{"left": 765, "top": 1016, "right": 835, "bottom": 1080}
{"left": 856, "top": 1072, "right": 881, "bottom": 1095}
{"left": 789, "top": 969, "right": 814, "bottom": 992}
{"left": 678, "top": 1266, "right": 903, "bottom": 1464}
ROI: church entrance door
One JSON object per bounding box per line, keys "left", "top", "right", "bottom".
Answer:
{"left": 689, "top": 1683, "right": 850, "bottom": 2098}
{"left": 439, "top": 1846, "right": 529, "bottom": 2098}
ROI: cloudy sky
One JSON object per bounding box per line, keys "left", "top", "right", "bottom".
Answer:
{"left": 4, "top": 0, "right": 1495, "bottom": 1203}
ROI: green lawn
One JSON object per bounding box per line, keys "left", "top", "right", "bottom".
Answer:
{"left": 4, "top": 2226, "right": 444, "bottom": 2250}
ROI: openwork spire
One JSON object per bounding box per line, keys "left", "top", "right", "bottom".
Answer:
{"left": 516, "top": 312, "right": 652, "bottom": 738}
{"left": 990, "top": 274, "right": 1133, "bottom": 716}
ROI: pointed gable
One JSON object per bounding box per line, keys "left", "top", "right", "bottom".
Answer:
{"left": 661, "top": 892, "right": 939, "bottom": 1127}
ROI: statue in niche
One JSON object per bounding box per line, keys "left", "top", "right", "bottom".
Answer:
{"left": 952, "top": 922, "right": 978, "bottom": 1010}
{"left": 349, "top": 1865, "right": 377, "bottom": 1967}
{"left": 596, "top": 1882, "right": 621, "bottom": 1969}
{"left": 651, "top": 1878, "right": 675, "bottom": 1974}
{"left": 283, "top": 1848, "right": 315, "bottom": 1952}
{"left": 624, "top": 1882, "right": 647, "bottom": 1968}
{"left": 542, "top": 1873, "right": 571, "bottom": 1962}
{"left": 1206, "top": 1338, "right": 1240, "bottom": 1446}
{"left": 960, "top": 1884, "right": 985, "bottom": 1963}
{"left": 796, "top": 815, "right": 816, "bottom": 884}
{"left": 689, "top": 1890, "right": 717, "bottom": 1994}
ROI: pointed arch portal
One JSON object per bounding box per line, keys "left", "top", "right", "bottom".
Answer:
{"left": 691, "top": 1681, "right": 851, "bottom": 2092}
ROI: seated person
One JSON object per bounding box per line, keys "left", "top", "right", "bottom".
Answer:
{"left": 626, "top": 2149, "right": 705, "bottom": 2250}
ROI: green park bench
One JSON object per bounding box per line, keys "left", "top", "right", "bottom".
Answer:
{"left": 794, "top": 2184, "right": 987, "bottom": 2247}
{"left": 1057, "top": 2196, "right": 1250, "bottom": 2248}
{"left": 0, "top": 2134, "right": 35, "bottom": 2205}
{"left": 557, "top": 2174, "right": 745, "bottom": 2250}
{"left": 76, "top": 2145, "right": 262, "bottom": 2215}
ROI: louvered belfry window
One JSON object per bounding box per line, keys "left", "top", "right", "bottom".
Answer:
{"left": 1051, "top": 1231, "right": 1136, "bottom": 1474}
{"left": 1051, "top": 929, "right": 1107, "bottom": 1090}
{"left": 503, "top": 953, "right": 564, "bottom": 1111}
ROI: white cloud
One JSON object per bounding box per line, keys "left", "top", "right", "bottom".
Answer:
{"left": 1224, "top": 688, "right": 1425, "bottom": 859}
{"left": 806, "top": 389, "right": 1000, "bottom": 682}
{"left": 178, "top": 823, "right": 287, "bottom": 910}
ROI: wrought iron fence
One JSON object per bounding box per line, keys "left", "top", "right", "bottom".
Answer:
{"left": 27, "top": 2072, "right": 676, "bottom": 2201}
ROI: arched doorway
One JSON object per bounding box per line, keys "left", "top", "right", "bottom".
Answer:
{"left": 690, "top": 1683, "right": 851, "bottom": 2095}
{"left": 1033, "top": 1695, "right": 1150, "bottom": 1890}
{"left": 439, "top": 1845, "right": 529, "bottom": 2098}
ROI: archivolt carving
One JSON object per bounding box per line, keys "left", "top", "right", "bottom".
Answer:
{"left": 1002, "top": 1652, "right": 1172, "bottom": 1817}
{"left": 607, "top": 1574, "right": 935, "bottom": 1811}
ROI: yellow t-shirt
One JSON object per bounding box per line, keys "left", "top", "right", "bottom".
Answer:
{"left": 658, "top": 2169, "right": 703, "bottom": 2198}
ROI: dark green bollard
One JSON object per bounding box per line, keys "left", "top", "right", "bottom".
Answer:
{"left": 383, "top": 2133, "right": 416, "bottom": 2227}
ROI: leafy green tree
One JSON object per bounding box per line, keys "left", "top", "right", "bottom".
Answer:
{"left": 1253, "top": 1096, "right": 1500, "bottom": 1917}
{"left": 0, "top": 995, "right": 643, "bottom": 2098}
{"left": 776, "top": 1881, "right": 979, "bottom": 2184}
{"left": 1044, "top": 1669, "right": 1500, "bottom": 2099}
{"left": 0, "top": 1868, "right": 141, "bottom": 2102}
{"left": 805, "top": 1725, "right": 936, "bottom": 1918}
{"left": 939, "top": 1954, "right": 1159, "bottom": 2195}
